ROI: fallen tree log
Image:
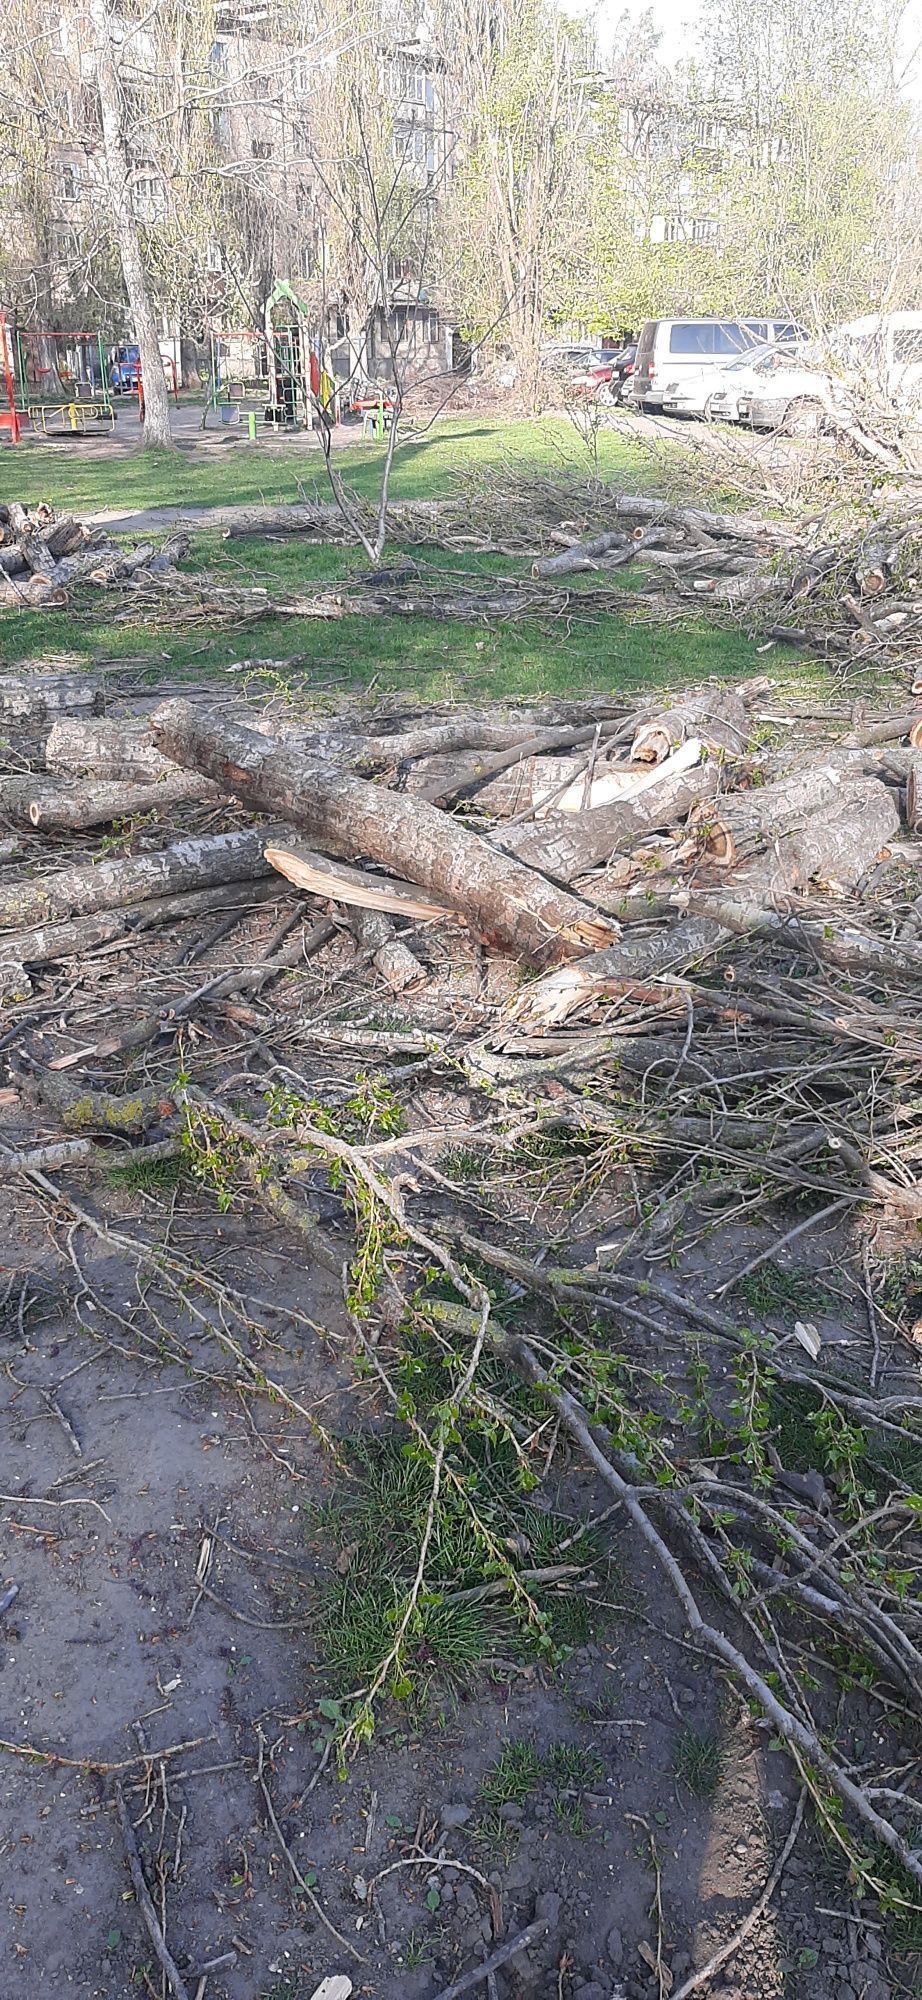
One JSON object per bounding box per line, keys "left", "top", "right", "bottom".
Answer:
{"left": 0, "top": 827, "right": 275, "bottom": 931}
{"left": 907, "top": 755, "right": 922, "bottom": 834}
{"left": 22, "top": 1070, "right": 176, "bottom": 1134}
{"left": 0, "top": 1136, "right": 180, "bottom": 1178}
{"left": 685, "top": 763, "right": 882, "bottom": 869}
{"left": 24, "top": 771, "right": 217, "bottom": 831}
{"left": 507, "top": 918, "right": 726, "bottom": 1030}
{"left": 0, "top": 674, "right": 102, "bottom": 722}
{"left": 631, "top": 687, "right": 748, "bottom": 764}
{"left": 45, "top": 717, "right": 179, "bottom": 782}
{"left": 738, "top": 779, "right": 899, "bottom": 898}
{"left": 1, "top": 878, "right": 286, "bottom": 970}
{"left": 679, "top": 890, "right": 922, "bottom": 987}
{"left": 405, "top": 750, "right": 595, "bottom": 816}
{"left": 531, "top": 532, "right": 630, "bottom": 579}
{"left": 151, "top": 700, "right": 619, "bottom": 966}
{"left": 500, "top": 751, "right": 720, "bottom": 884}
{"left": 609, "top": 495, "right": 789, "bottom": 546}
{"left": 420, "top": 720, "right": 628, "bottom": 810}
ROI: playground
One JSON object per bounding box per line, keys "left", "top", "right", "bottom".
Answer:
{"left": 1, "top": 283, "right": 398, "bottom": 455}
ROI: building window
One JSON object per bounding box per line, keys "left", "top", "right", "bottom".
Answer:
{"left": 662, "top": 216, "right": 686, "bottom": 244}
{"left": 691, "top": 216, "right": 719, "bottom": 245}
{"left": 60, "top": 162, "right": 80, "bottom": 202}
{"left": 393, "top": 129, "right": 436, "bottom": 173}
{"left": 299, "top": 239, "right": 315, "bottom": 279}
{"left": 693, "top": 117, "right": 720, "bottom": 149}
{"left": 249, "top": 71, "right": 270, "bottom": 98}
{"left": 252, "top": 139, "right": 272, "bottom": 159}
{"left": 291, "top": 54, "right": 310, "bottom": 93}
{"left": 383, "top": 58, "right": 436, "bottom": 111}
{"left": 210, "top": 40, "right": 228, "bottom": 71}
{"left": 53, "top": 227, "right": 81, "bottom": 262}
{"left": 205, "top": 239, "right": 224, "bottom": 274}
{"left": 133, "top": 168, "right": 165, "bottom": 219}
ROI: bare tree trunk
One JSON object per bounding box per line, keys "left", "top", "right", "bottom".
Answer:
{"left": 88, "top": 0, "right": 174, "bottom": 452}
{"left": 151, "top": 700, "right": 618, "bottom": 965}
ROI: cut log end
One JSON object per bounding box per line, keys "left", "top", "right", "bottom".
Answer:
{"left": 685, "top": 802, "right": 738, "bottom": 868}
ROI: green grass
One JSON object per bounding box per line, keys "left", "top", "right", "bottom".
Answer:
{"left": 732, "top": 1262, "right": 831, "bottom": 1319}
{"left": 673, "top": 1723, "right": 724, "bottom": 1799}
{"left": 9, "top": 414, "right": 653, "bottom": 514}
{"left": 0, "top": 522, "right": 767, "bottom": 700}
{"left": 105, "top": 1153, "right": 186, "bottom": 1196}
{"left": 546, "top": 1742, "right": 604, "bottom": 1789}
{"left": 0, "top": 412, "right": 810, "bottom": 701}
{"left": 480, "top": 1739, "right": 545, "bottom": 1807}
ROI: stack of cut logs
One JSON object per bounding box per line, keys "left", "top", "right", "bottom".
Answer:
{"left": 0, "top": 502, "right": 189, "bottom": 606}
{"left": 1, "top": 670, "right": 921, "bottom": 1029}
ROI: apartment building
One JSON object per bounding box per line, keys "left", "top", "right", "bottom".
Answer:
{"left": 3, "top": 2, "right": 454, "bottom": 390}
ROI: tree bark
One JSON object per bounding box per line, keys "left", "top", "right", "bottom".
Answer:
{"left": 736, "top": 779, "right": 899, "bottom": 899}
{"left": 501, "top": 759, "right": 720, "bottom": 884}
{"left": 609, "top": 496, "right": 788, "bottom": 545}
{"left": 907, "top": 755, "right": 922, "bottom": 834}
{"left": 88, "top": 0, "right": 174, "bottom": 451}
{"left": 0, "top": 675, "right": 102, "bottom": 722}
{"left": 682, "top": 891, "right": 922, "bottom": 987}
{"left": 349, "top": 907, "right": 425, "bottom": 992}
{"left": 420, "top": 721, "right": 627, "bottom": 809}
{"left": 0, "top": 880, "right": 284, "bottom": 971}
{"left": 507, "top": 919, "right": 727, "bottom": 1029}
{"left": 150, "top": 700, "right": 618, "bottom": 966}
{"left": 45, "top": 717, "right": 176, "bottom": 781}
{"left": 25, "top": 772, "right": 216, "bottom": 831}
{"left": 405, "top": 751, "right": 596, "bottom": 816}
{"left": 0, "top": 828, "right": 274, "bottom": 930}
{"left": 630, "top": 688, "right": 748, "bottom": 764}
{"left": 531, "top": 532, "right": 630, "bottom": 579}
{"left": 685, "top": 762, "right": 878, "bottom": 868}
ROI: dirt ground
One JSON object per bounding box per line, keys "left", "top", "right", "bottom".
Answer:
{"left": 0, "top": 1079, "right": 903, "bottom": 2000}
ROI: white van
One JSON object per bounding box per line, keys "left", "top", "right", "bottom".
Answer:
{"left": 833, "top": 312, "right": 922, "bottom": 414}
{"left": 632, "top": 318, "right": 805, "bottom": 412}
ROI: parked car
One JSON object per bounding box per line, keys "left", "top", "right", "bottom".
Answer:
{"left": 632, "top": 318, "right": 806, "bottom": 412}
{"left": 831, "top": 312, "right": 922, "bottom": 417}
{"left": 598, "top": 342, "right": 637, "bottom": 403}
{"left": 735, "top": 348, "right": 852, "bottom": 434}
{"left": 544, "top": 343, "right": 610, "bottom": 375}
{"left": 661, "top": 343, "right": 803, "bottom": 420}
{"left": 109, "top": 343, "right": 141, "bottom": 393}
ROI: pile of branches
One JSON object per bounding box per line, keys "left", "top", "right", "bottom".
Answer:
{"left": 0, "top": 501, "right": 190, "bottom": 609}
{"left": 8, "top": 667, "right": 922, "bottom": 1926}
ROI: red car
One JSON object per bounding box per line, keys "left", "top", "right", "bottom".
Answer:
{"left": 573, "top": 343, "right": 637, "bottom": 403}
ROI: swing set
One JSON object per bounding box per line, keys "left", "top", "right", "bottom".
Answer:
{"left": 0, "top": 319, "right": 116, "bottom": 441}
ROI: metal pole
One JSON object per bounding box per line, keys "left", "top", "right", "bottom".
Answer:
{"left": 0, "top": 319, "right": 21, "bottom": 443}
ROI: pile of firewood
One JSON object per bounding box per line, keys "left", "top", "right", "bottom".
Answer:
{"left": 0, "top": 502, "right": 189, "bottom": 607}
{"left": 1, "top": 669, "right": 921, "bottom": 1023}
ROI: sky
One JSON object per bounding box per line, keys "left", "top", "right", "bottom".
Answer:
{"left": 562, "top": 0, "right": 922, "bottom": 93}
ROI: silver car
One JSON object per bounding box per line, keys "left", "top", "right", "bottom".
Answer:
{"left": 662, "top": 345, "right": 797, "bottom": 421}
{"left": 735, "top": 350, "right": 851, "bottom": 434}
